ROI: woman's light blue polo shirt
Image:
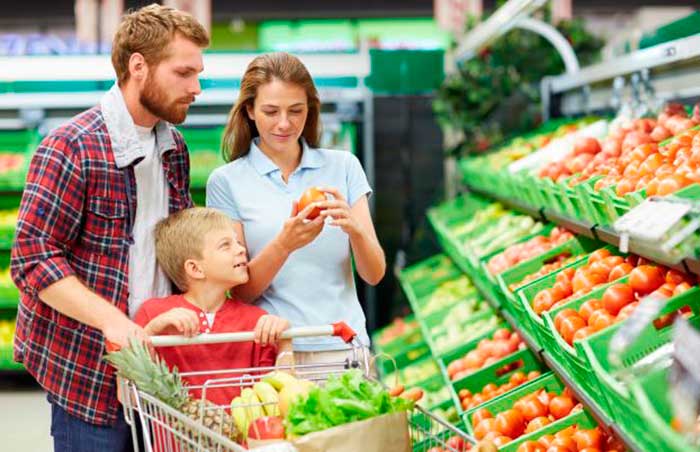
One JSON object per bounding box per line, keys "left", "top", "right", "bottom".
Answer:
{"left": 206, "top": 138, "right": 372, "bottom": 351}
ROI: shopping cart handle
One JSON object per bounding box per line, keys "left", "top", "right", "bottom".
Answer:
{"left": 114, "top": 324, "right": 358, "bottom": 348}
{"left": 332, "top": 321, "right": 357, "bottom": 343}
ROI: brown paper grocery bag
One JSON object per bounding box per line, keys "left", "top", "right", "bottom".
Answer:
{"left": 292, "top": 411, "right": 411, "bottom": 452}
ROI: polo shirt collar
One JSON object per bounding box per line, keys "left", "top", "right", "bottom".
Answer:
{"left": 100, "top": 83, "right": 176, "bottom": 169}
{"left": 248, "top": 137, "right": 325, "bottom": 176}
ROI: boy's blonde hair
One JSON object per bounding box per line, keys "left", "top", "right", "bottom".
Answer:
{"left": 155, "top": 207, "right": 234, "bottom": 291}
{"left": 112, "top": 3, "right": 209, "bottom": 85}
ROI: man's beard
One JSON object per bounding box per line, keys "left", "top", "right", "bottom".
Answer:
{"left": 140, "top": 74, "right": 192, "bottom": 124}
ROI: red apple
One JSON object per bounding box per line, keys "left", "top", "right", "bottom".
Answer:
{"left": 247, "top": 416, "right": 285, "bottom": 440}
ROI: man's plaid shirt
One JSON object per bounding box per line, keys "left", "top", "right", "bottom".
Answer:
{"left": 10, "top": 105, "right": 193, "bottom": 425}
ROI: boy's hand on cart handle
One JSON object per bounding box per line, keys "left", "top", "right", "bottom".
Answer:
{"left": 145, "top": 308, "right": 201, "bottom": 338}
{"left": 255, "top": 315, "right": 291, "bottom": 347}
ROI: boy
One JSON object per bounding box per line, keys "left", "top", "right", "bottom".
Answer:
{"left": 134, "top": 207, "right": 292, "bottom": 405}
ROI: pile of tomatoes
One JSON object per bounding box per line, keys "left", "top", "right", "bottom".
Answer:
{"left": 509, "top": 254, "right": 577, "bottom": 292}
{"left": 470, "top": 387, "right": 580, "bottom": 446}
{"left": 537, "top": 103, "right": 700, "bottom": 188}
{"left": 487, "top": 228, "right": 574, "bottom": 275}
{"left": 446, "top": 328, "right": 526, "bottom": 381}
{"left": 515, "top": 424, "right": 626, "bottom": 452}
{"left": 553, "top": 265, "right": 696, "bottom": 345}
{"left": 459, "top": 370, "right": 542, "bottom": 411}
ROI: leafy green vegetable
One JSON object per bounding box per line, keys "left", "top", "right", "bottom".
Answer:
{"left": 286, "top": 370, "right": 414, "bottom": 437}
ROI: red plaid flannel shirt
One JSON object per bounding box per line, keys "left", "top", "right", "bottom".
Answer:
{"left": 10, "top": 106, "right": 194, "bottom": 426}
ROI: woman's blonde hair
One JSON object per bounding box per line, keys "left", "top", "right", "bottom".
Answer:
{"left": 111, "top": 3, "right": 209, "bottom": 85}
{"left": 222, "top": 52, "right": 321, "bottom": 162}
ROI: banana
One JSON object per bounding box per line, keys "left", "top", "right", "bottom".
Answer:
{"left": 230, "top": 396, "right": 249, "bottom": 436}
{"left": 253, "top": 381, "right": 280, "bottom": 417}
{"left": 262, "top": 371, "right": 298, "bottom": 391}
{"left": 241, "top": 387, "right": 265, "bottom": 422}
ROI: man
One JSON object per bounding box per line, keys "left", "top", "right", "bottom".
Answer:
{"left": 10, "top": 4, "right": 208, "bottom": 451}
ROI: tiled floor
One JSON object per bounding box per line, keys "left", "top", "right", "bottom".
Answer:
{"left": 0, "top": 374, "right": 51, "bottom": 452}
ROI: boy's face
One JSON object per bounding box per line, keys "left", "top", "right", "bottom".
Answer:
{"left": 198, "top": 226, "right": 249, "bottom": 287}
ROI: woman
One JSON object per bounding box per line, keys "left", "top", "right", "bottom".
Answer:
{"left": 206, "top": 52, "right": 385, "bottom": 364}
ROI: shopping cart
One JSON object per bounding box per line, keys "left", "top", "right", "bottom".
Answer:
{"left": 115, "top": 322, "right": 475, "bottom": 452}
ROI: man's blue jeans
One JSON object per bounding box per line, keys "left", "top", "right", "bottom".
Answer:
{"left": 50, "top": 401, "right": 135, "bottom": 452}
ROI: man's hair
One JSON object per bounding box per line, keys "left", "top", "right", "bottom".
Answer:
{"left": 111, "top": 3, "right": 209, "bottom": 85}
{"left": 154, "top": 207, "right": 233, "bottom": 292}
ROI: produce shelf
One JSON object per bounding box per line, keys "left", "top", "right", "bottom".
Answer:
{"left": 468, "top": 184, "right": 700, "bottom": 277}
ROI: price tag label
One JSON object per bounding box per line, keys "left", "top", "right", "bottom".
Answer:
{"left": 614, "top": 198, "right": 691, "bottom": 242}
{"left": 670, "top": 318, "right": 700, "bottom": 434}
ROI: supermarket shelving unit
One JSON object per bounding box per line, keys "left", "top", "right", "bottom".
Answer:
{"left": 440, "top": 2, "right": 700, "bottom": 450}
{"left": 0, "top": 50, "right": 378, "bottom": 371}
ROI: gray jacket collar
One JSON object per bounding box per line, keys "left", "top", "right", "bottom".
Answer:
{"left": 100, "top": 83, "right": 177, "bottom": 169}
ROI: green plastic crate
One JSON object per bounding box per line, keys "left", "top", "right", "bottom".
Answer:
{"left": 500, "top": 410, "right": 598, "bottom": 452}
{"left": 410, "top": 419, "right": 472, "bottom": 452}
{"left": 579, "top": 299, "right": 700, "bottom": 445}
{"left": 577, "top": 176, "right": 608, "bottom": 226}
{"left": 424, "top": 305, "right": 498, "bottom": 357}
{"left": 462, "top": 372, "right": 597, "bottom": 452}
{"left": 372, "top": 314, "right": 424, "bottom": 357}
{"left": 497, "top": 237, "right": 600, "bottom": 343}
{"left": 632, "top": 365, "right": 700, "bottom": 452}
{"left": 450, "top": 349, "right": 545, "bottom": 417}
{"left": 516, "top": 246, "right": 617, "bottom": 350}
{"left": 376, "top": 341, "right": 431, "bottom": 378}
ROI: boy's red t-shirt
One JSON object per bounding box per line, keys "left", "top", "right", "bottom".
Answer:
{"left": 134, "top": 294, "right": 278, "bottom": 406}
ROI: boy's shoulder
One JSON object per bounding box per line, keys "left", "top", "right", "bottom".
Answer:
{"left": 135, "top": 295, "right": 186, "bottom": 320}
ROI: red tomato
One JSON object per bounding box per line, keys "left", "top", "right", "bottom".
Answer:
{"left": 510, "top": 371, "right": 527, "bottom": 386}
{"left": 495, "top": 409, "right": 526, "bottom": 438}
{"left": 525, "top": 415, "right": 552, "bottom": 433}
{"left": 579, "top": 299, "right": 603, "bottom": 322}
{"left": 549, "top": 396, "right": 575, "bottom": 419}
{"left": 538, "top": 434, "right": 555, "bottom": 448}
{"left": 616, "top": 301, "right": 639, "bottom": 321}
{"left": 602, "top": 284, "right": 636, "bottom": 315}
{"left": 474, "top": 418, "right": 498, "bottom": 440}
{"left": 573, "top": 428, "right": 603, "bottom": 450}
{"left": 519, "top": 398, "right": 548, "bottom": 422}
{"left": 445, "top": 435, "right": 468, "bottom": 452}
{"left": 493, "top": 436, "right": 512, "bottom": 447}
{"left": 574, "top": 137, "right": 602, "bottom": 155}
{"left": 493, "top": 328, "right": 511, "bottom": 341}
{"left": 533, "top": 289, "right": 557, "bottom": 315}
{"left": 666, "top": 269, "right": 690, "bottom": 285}
{"left": 629, "top": 265, "right": 666, "bottom": 294}
{"left": 573, "top": 326, "right": 595, "bottom": 342}
{"left": 554, "top": 308, "right": 580, "bottom": 330}
{"left": 517, "top": 441, "right": 546, "bottom": 452}
{"left": 560, "top": 315, "right": 587, "bottom": 345}
{"left": 608, "top": 263, "right": 634, "bottom": 282}
{"left": 674, "top": 282, "right": 693, "bottom": 296}
{"left": 527, "top": 370, "right": 542, "bottom": 381}
{"left": 297, "top": 187, "right": 326, "bottom": 219}
{"left": 587, "top": 249, "right": 612, "bottom": 265}
{"left": 590, "top": 310, "right": 616, "bottom": 332}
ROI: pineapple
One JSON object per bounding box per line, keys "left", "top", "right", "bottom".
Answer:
{"left": 104, "top": 339, "right": 240, "bottom": 448}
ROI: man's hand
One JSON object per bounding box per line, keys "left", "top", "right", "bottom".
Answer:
{"left": 254, "top": 315, "right": 290, "bottom": 347}
{"left": 102, "top": 315, "right": 151, "bottom": 352}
